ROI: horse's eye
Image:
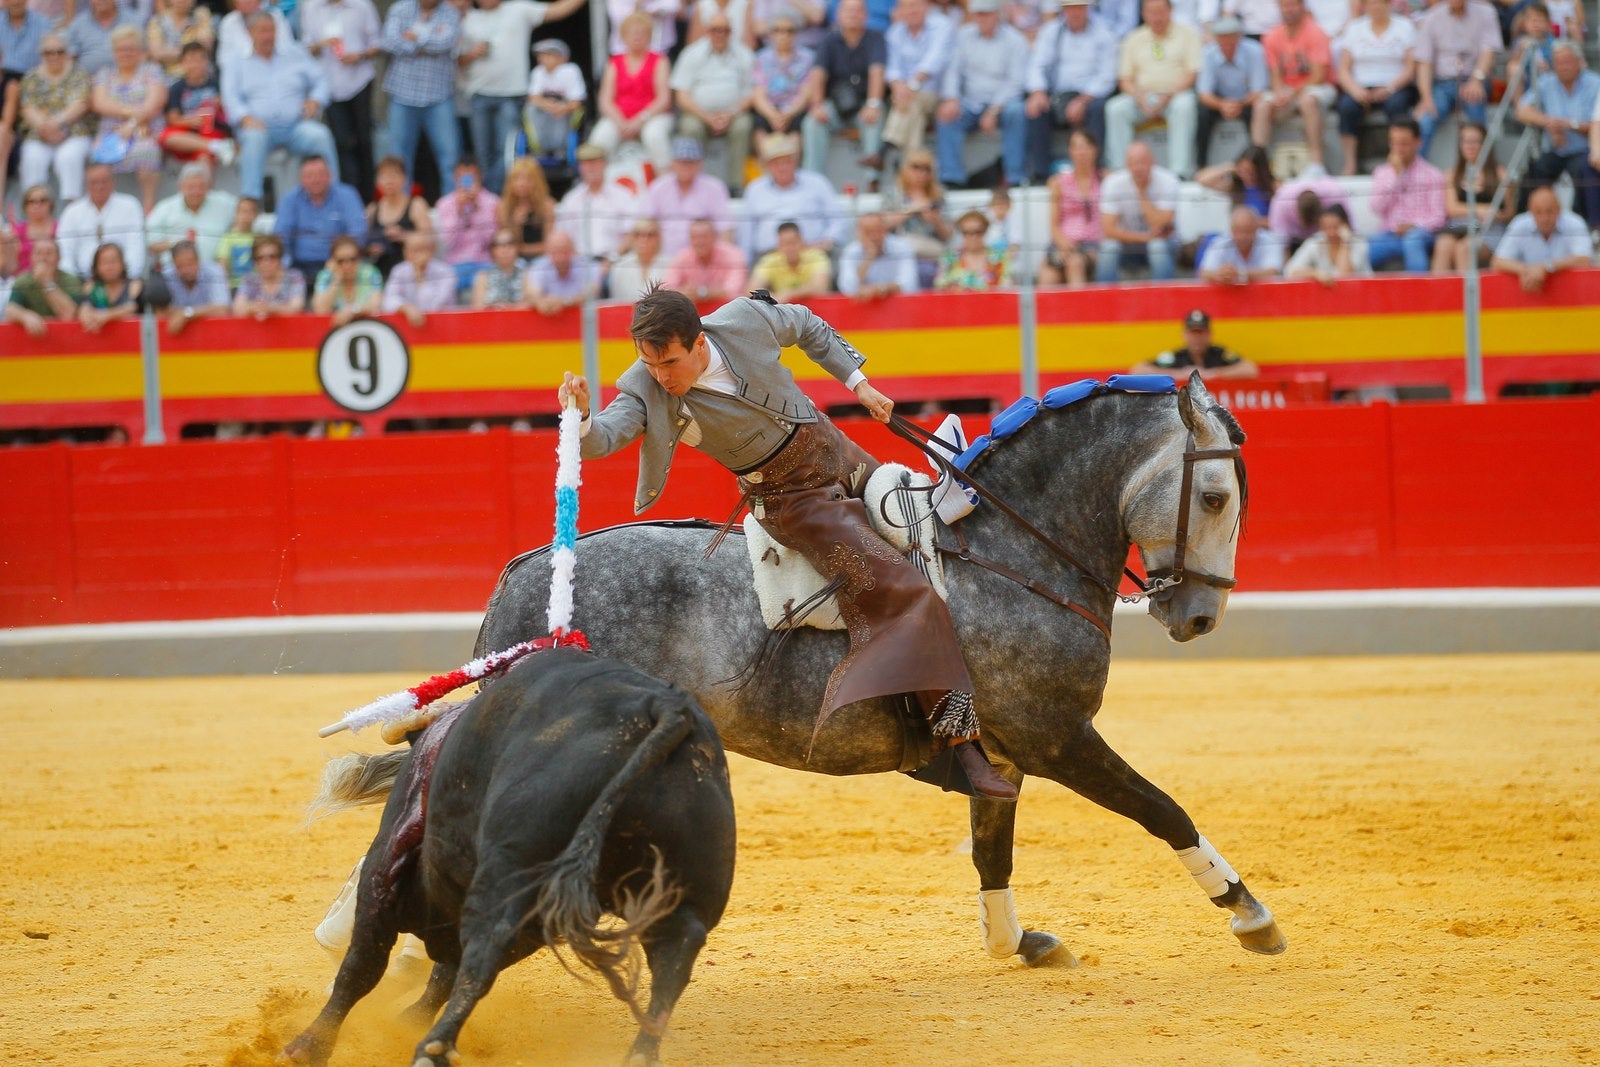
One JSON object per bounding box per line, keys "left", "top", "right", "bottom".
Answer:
{"left": 1202, "top": 492, "right": 1225, "bottom": 511}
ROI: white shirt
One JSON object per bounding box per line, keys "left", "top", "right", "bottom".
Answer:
{"left": 58, "top": 192, "right": 147, "bottom": 278}
{"left": 1099, "top": 167, "right": 1181, "bottom": 234}
{"left": 1496, "top": 210, "right": 1594, "bottom": 265}
{"left": 680, "top": 336, "right": 865, "bottom": 446}
{"left": 529, "top": 60, "right": 587, "bottom": 101}
{"left": 217, "top": 8, "right": 303, "bottom": 74}
{"left": 669, "top": 37, "right": 755, "bottom": 112}
{"left": 145, "top": 189, "right": 239, "bottom": 266}
{"left": 459, "top": 0, "right": 549, "bottom": 98}
{"left": 554, "top": 180, "right": 638, "bottom": 259}
{"left": 1338, "top": 15, "right": 1415, "bottom": 87}
{"left": 606, "top": 251, "right": 669, "bottom": 299}
{"left": 1307, "top": 0, "right": 1356, "bottom": 40}
{"left": 300, "top": 0, "right": 381, "bottom": 103}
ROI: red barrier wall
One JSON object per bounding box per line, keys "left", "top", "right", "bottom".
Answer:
{"left": 4, "top": 397, "right": 1598, "bottom": 627}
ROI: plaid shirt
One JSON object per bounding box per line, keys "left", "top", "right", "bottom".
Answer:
{"left": 380, "top": 0, "right": 460, "bottom": 108}
{"left": 1371, "top": 157, "right": 1447, "bottom": 234}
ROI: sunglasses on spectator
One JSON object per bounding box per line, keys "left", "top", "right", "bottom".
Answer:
{"left": 771, "top": 25, "right": 795, "bottom": 31}
{"left": 41, "top": 47, "right": 67, "bottom": 55}
{"left": 491, "top": 238, "right": 517, "bottom": 247}
{"left": 332, "top": 255, "right": 358, "bottom": 264}
{"left": 908, "top": 162, "right": 931, "bottom": 170}
{"left": 960, "top": 227, "right": 986, "bottom": 236}
{"left": 255, "top": 251, "right": 281, "bottom": 260}
{"left": 709, "top": 25, "right": 731, "bottom": 31}
{"left": 26, "top": 196, "right": 53, "bottom": 204}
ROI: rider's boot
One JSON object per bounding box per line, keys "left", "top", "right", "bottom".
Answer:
{"left": 952, "top": 739, "right": 1018, "bottom": 802}
{"left": 921, "top": 691, "right": 1018, "bottom": 802}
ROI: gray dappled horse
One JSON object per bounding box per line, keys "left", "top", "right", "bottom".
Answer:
{"left": 477, "top": 374, "right": 1286, "bottom": 967}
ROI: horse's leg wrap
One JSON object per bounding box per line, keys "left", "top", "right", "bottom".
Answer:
{"left": 1175, "top": 836, "right": 1239, "bottom": 898}
{"left": 977, "top": 888, "right": 1023, "bottom": 958}
{"left": 314, "top": 858, "right": 364, "bottom": 954}
{"left": 929, "top": 691, "right": 980, "bottom": 739}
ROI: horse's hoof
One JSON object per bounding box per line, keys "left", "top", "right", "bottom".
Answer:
{"left": 623, "top": 1055, "right": 663, "bottom": 1067}
{"left": 1232, "top": 916, "right": 1288, "bottom": 955}
{"left": 1018, "top": 930, "right": 1078, "bottom": 968}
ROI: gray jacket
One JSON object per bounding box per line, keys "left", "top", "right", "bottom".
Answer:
{"left": 583, "top": 296, "right": 868, "bottom": 513}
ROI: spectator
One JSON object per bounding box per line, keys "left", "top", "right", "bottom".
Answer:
{"left": 159, "top": 42, "right": 235, "bottom": 170}
{"left": 1265, "top": 171, "right": 1348, "bottom": 249}
{"left": 469, "top": 227, "right": 530, "bottom": 308}
{"left": 90, "top": 27, "right": 167, "bottom": 212}
{"left": 365, "top": 154, "right": 432, "bottom": 276}
{"left": 879, "top": 146, "right": 950, "bottom": 285}
{"left": 1196, "top": 15, "right": 1269, "bottom": 172}
{"left": 662, "top": 215, "right": 747, "bottom": 301}
{"left": 749, "top": 9, "right": 813, "bottom": 160}
{"left": 161, "top": 237, "right": 231, "bottom": 331}
{"left": 222, "top": 13, "right": 339, "bottom": 202}
{"left": 64, "top": 0, "right": 136, "bottom": 79}
{"left": 837, "top": 209, "right": 918, "bottom": 298}
{"left": 145, "top": 0, "right": 215, "bottom": 78}
{"left": 1543, "top": 0, "right": 1584, "bottom": 41}
{"left": 524, "top": 37, "right": 586, "bottom": 159}
{"left": 607, "top": 217, "right": 670, "bottom": 299}
{"left": 434, "top": 158, "right": 500, "bottom": 291}
{"left": 456, "top": 0, "right": 583, "bottom": 194}
{"left": 1131, "top": 308, "right": 1260, "bottom": 378}
{"left": 589, "top": 11, "right": 674, "bottom": 173}
{"left": 1105, "top": 0, "right": 1202, "bottom": 179}
{"left": 215, "top": 194, "right": 260, "bottom": 286}
{"left": 380, "top": 230, "right": 455, "bottom": 325}
{"left": 0, "top": 225, "right": 21, "bottom": 308}
{"left": 1432, "top": 120, "right": 1513, "bottom": 272}
{"left": 1285, "top": 201, "right": 1373, "bottom": 282}
{"left": 497, "top": 155, "right": 555, "bottom": 261}
{"left": 1038, "top": 126, "right": 1102, "bottom": 285}
{"left": 1096, "top": 140, "right": 1180, "bottom": 282}
{"left": 217, "top": 0, "right": 299, "bottom": 73}
{"left": 301, "top": 0, "right": 381, "bottom": 204}
{"left": 554, "top": 142, "right": 638, "bottom": 271}
{"left": 1412, "top": 0, "right": 1501, "bottom": 157}
{"left": 1509, "top": 2, "right": 1554, "bottom": 97}
{"left": 882, "top": 0, "right": 954, "bottom": 158}
{"left": 1334, "top": 0, "right": 1417, "bottom": 176}
{"left": 800, "top": 0, "right": 886, "bottom": 176}
{"left": 1492, "top": 185, "right": 1594, "bottom": 292}
{"left": 1367, "top": 117, "right": 1445, "bottom": 271}
{"left": 1214, "top": 0, "right": 1281, "bottom": 37}
{"left": 1258, "top": 0, "right": 1334, "bottom": 174}
{"left": 1196, "top": 143, "right": 1277, "bottom": 216}
{"left": 57, "top": 161, "right": 144, "bottom": 278}
{"left": 1516, "top": 43, "right": 1600, "bottom": 232}
{"left": 526, "top": 229, "right": 599, "bottom": 314}
{"left": 12, "top": 185, "right": 57, "bottom": 271}
{"left": 380, "top": 0, "right": 460, "bottom": 195}
{"left": 934, "top": 0, "right": 1027, "bottom": 189}
{"left": 1094, "top": 0, "right": 1144, "bottom": 37}
{"left": 1305, "top": 0, "right": 1355, "bottom": 39}
{"left": 747, "top": 218, "right": 831, "bottom": 300}
{"left": 686, "top": 0, "right": 750, "bottom": 46}
{"left": 76, "top": 238, "right": 139, "bottom": 332}
{"left": 739, "top": 131, "right": 836, "bottom": 259}
{"left": 1023, "top": 0, "right": 1116, "bottom": 183}
{"left": 3, "top": 237, "right": 81, "bottom": 335}
{"left": 671, "top": 10, "right": 756, "bottom": 191}
{"left": 147, "top": 160, "right": 237, "bottom": 265}
{"left": 18, "top": 33, "right": 92, "bottom": 201}
{"left": 983, "top": 185, "right": 1023, "bottom": 256}
{"left": 233, "top": 232, "right": 307, "bottom": 317}
{"left": 274, "top": 153, "right": 364, "bottom": 271}
{"left": 935, "top": 208, "right": 1011, "bottom": 290}
{"left": 1198, "top": 204, "right": 1285, "bottom": 283}
{"left": 752, "top": 0, "right": 827, "bottom": 51}
{"left": 605, "top": 0, "right": 680, "bottom": 55}
{"left": 311, "top": 233, "right": 383, "bottom": 322}
{"left": 637, "top": 136, "right": 732, "bottom": 257}
{"left": 2, "top": 0, "right": 53, "bottom": 81}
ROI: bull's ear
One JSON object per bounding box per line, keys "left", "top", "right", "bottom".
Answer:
{"left": 1177, "top": 371, "right": 1210, "bottom": 431}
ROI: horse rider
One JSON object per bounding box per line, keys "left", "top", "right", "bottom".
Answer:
{"left": 558, "top": 284, "right": 1018, "bottom": 801}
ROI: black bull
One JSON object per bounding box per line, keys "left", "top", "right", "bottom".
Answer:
{"left": 285, "top": 649, "right": 737, "bottom": 1067}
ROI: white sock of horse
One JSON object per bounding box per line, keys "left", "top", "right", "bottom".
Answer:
{"left": 977, "top": 888, "right": 1023, "bottom": 958}
{"left": 1175, "top": 836, "right": 1238, "bottom": 898}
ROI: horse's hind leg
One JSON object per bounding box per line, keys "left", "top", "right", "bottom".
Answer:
{"left": 1052, "top": 723, "right": 1287, "bottom": 956}
{"left": 625, "top": 905, "right": 710, "bottom": 1067}
{"left": 969, "top": 769, "right": 1077, "bottom": 968}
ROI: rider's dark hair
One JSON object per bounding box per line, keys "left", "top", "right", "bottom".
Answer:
{"left": 629, "top": 284, "right": 704, "bottom": 352}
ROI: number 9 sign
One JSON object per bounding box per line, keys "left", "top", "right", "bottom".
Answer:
{"left": 316, "top": 320, "right": 411, "bottom": 412}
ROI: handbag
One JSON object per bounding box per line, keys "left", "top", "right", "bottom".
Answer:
{"left": 91, "top": 131, "right": 131, "bottom": 165}
{"left": 829, "top": 73, "right": 866, "bottom": 121}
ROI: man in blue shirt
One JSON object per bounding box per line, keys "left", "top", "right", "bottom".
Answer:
{"left": 1195, "top": 16, "right": 1269, "bottom": 172}
{"left": 221, "top": 13, "right": 338, "bottom": 200}
{"left": 882, "top": 0, "right": 954, "bottom": 157}
{"left": 934, "top": 0, "right": 1028, "bottom": 187}
{"left": 380, "top": 0, "right": 461, "bottom": 196}
{"left": 1023, "top": 0, "right": 1117, "bottom": 181}
{"left": 1, "top": 0, "right": 51, "bottom": 79}
{"left": 1515, "top": 43, "right": 1600, "bottom": 229}
{"left": 1492, "top": 185, "right": 1595, "bottom": 292}
{"left": 274, "top": 156, "right": 366, "bottom": 272}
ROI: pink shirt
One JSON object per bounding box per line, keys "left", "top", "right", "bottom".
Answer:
{"left": 1263, "top": 18, "right": 1332, "bottom": 89}
{"left": 435, "top": 188, "right": 501, "bottom": 266}
{"left": 639, "top": 172, "right": 733, "bottom": 257}
{"left": 1267, "top": 174, "right": 1351, "bottom": 239}
{"left": 1053, "top": 168, "right": 1102, "bottom": 244}
{"left": 661, "top": 241, "right": 747, "bottom": 297}
{"left": 1371, "top": 157, "right": 1447, "bottom": 234}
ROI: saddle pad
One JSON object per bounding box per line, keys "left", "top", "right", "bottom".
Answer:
{"left": 744, "top": 463, "right": 949, "bottom": 633}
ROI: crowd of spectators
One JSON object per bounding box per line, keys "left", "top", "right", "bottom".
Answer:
{"left": 2, "top": 0, "right": 1598, "bottom": 325}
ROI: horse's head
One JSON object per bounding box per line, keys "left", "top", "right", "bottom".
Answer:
{"left": 1123, "top": 374, "right": 1247, "bottom": 642}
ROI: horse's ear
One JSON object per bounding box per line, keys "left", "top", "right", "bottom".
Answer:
{"left": 1177, "top": 372, "right": 1210, "bottom": 432}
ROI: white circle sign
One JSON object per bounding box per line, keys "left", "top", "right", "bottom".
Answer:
{"left": 317, "top": 320, "right": 411, "bottom": 412}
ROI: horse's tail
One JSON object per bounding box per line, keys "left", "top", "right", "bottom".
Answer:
{"left": 513, "top": 692, "right": 694, "bottom": 1025}
{"left": 304, "top": 751, "right": 409, "bottom": 822}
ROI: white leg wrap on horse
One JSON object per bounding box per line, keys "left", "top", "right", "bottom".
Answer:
{"left": 1176, "top": 836, "right": 1239, "bottom": 898}
{"left": 978, "top": 888, "right": 1024, "bottom": 958}
{"left": 313, "top": 858, "right": 363, "bottom": 953}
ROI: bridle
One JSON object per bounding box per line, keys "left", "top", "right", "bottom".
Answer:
{"left": 886, "top": 412, "right": 1244, "bottom": 641}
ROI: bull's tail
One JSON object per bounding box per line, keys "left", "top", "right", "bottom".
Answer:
{"left": 514, "top": 695, "right": 695, "bottom": 1024}
{"left": 304, "top": 751, "right": 409, "bottom": 822}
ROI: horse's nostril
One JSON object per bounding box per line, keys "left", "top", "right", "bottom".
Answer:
{"left": 1191, "top": 616, "right": 1215, "bottom": 636}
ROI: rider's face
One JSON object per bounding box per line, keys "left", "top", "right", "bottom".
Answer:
{"left": 638, "top": 335, "right": 710, "bottom": 397}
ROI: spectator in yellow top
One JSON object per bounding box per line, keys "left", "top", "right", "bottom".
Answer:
{"left": 746, "top": 219, "right": 831, "bottom": 301}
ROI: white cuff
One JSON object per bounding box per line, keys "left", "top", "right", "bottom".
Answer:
{"left": 844, "top": 370, "right": 867, "bottom": 390}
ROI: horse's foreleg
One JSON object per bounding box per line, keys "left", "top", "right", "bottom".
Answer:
{"left": 969, "top": 770, "right": 1077, "bottom": 968}
{"left": 1055, "top": 724, "right": 1287, "bottom": 956}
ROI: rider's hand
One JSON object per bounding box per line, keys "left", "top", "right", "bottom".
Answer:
{"left": 559, "top": 371, "right": 590, "bottom": 411}
{"left": 855, "top": 381, "right": 894, "bottom": 424}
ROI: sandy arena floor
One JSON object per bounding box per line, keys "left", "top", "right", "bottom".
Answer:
{"left": 4, "top": 653, "right": 1597, "bottom": 1066}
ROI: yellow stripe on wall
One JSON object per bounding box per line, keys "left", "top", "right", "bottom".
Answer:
{"left": 161, "top": 350, "right": 315, "bottom": 398}
{"left": 0, "top": 355, "right": 145, "bottom": 403}
{"left": 409, "top": 341, "right": 588, "bottom": 390}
